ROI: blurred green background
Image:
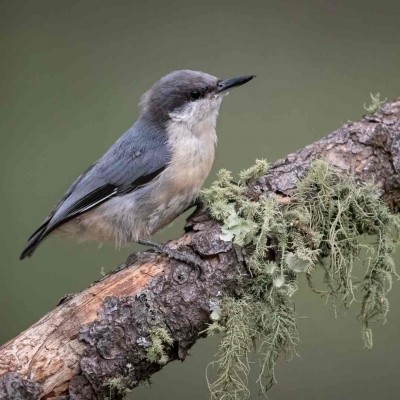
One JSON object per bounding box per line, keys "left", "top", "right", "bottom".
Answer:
{"left": 1, "top": 0, "right": 399, "bottom": 399}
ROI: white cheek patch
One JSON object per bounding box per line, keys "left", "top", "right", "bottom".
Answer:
{"left": 169, "top": 96, "right": 223, "bottom": 126}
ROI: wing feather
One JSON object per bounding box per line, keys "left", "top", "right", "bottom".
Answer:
{"left": 20, "top": 119, "right": 170, "bottom": 259}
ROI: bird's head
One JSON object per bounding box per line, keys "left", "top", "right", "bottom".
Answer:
{"left": 140, "top": 70, "right": 255, "bottom": 127}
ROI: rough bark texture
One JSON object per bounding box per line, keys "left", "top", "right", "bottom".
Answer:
{"left": 1, "top": 99, "right": 399, "bottom": 400}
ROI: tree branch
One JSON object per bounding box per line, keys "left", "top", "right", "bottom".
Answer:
{"left": 1, "top": 98, "right": 400, "bottom": 400}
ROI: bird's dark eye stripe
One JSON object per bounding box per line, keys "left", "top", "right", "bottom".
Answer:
{"left": 189, "top": 90, "right": 203, "bottom": 100}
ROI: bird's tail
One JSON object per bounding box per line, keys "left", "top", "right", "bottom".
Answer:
{"left": 20, "top": 221, "right": 49, "bottom": 260}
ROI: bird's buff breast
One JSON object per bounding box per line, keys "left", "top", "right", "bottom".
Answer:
{"left": 145, "top": 117, "right": 217, "bottom": 232}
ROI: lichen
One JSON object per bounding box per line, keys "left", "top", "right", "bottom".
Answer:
{"left": 364, "top": 92, "right": 387, "bottom": 114}
{"left": 101, "top": 327, "right": 173, "bottom": 399}
{"left": 145, "top": 327, "right": 174, "bottom": 365}
{"left": 103, "top": 376, "right": 131, "bottom": 400}
{"left": 206, "top": 296, "right": 255, "bottom": 400}
{"left": 202, "top": 159, "right": 400, "bottom": 400}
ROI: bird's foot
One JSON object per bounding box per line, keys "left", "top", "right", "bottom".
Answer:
{"left": 182, "top": 195, "right": 206, "bottom": 214}
{"left": 193, "top": 196, "right": 206, "bottom": 212}
{"left": 137, "top": 239, "right": 203, "bottom": 276}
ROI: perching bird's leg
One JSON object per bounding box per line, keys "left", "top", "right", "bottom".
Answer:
{"left": 181, "top": 195, "right": 206, "bottom": 214}
{"left": 136, "top": 239, "right": 203, "bottom": 274}
{"left": 194, "top": 196, "right": 207, "bottom": 213}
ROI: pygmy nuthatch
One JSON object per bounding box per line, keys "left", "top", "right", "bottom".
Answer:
{"left": 20, "top": 70, "right": 255, "bottom": 260}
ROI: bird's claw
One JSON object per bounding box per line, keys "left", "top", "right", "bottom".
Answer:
{"left": 137, "top": 239, "right": 204, "bottom": 277}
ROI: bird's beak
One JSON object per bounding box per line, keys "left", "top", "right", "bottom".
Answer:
{"left": 216, "top": 75, "right": 256, "bottom": 93}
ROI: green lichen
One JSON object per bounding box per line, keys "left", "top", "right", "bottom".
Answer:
{"left": 364, "top": 92, "right": 387, "bottom": 114}
{"left": 202, "top": 159, "right": 400, "bottom": 400}
{"left": 239, "top": 159, "right": 270, "bottom": 184}
{"left": 101, "top": 362, "right": 137, "bottom": 400}
{"left": 293, "top": 160, "right": 400, "bottom": 329}
{"left": 145, "top": 327, "right": 174, "bottom": 365}
{"left": 103, "top": 376, "right": 131, "bottom": 400}
{"left": 206, "top": 296, "right": 256, "bottom": 400}
{"left": 101, "top": 327, "right": 173, "bottom": 399}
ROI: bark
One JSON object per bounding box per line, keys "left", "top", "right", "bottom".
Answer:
{"left": 1, "top": 98, "right": 400, "bottom": 400}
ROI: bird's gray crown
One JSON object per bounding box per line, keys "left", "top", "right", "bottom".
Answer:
{"left": 140, "top": 70, "right": 219, "bottom": 123}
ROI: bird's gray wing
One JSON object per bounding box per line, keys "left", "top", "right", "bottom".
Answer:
{"left": 20, "top": 120, "right": 170, "bottom": 259}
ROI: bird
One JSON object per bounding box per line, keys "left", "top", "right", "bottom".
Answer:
{"left": 20, "top": 70, "right": 255, "bottom": 261}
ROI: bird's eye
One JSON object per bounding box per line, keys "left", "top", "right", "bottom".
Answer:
{"left": 189, "top": 90, "right": 202, "bottom": 101}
